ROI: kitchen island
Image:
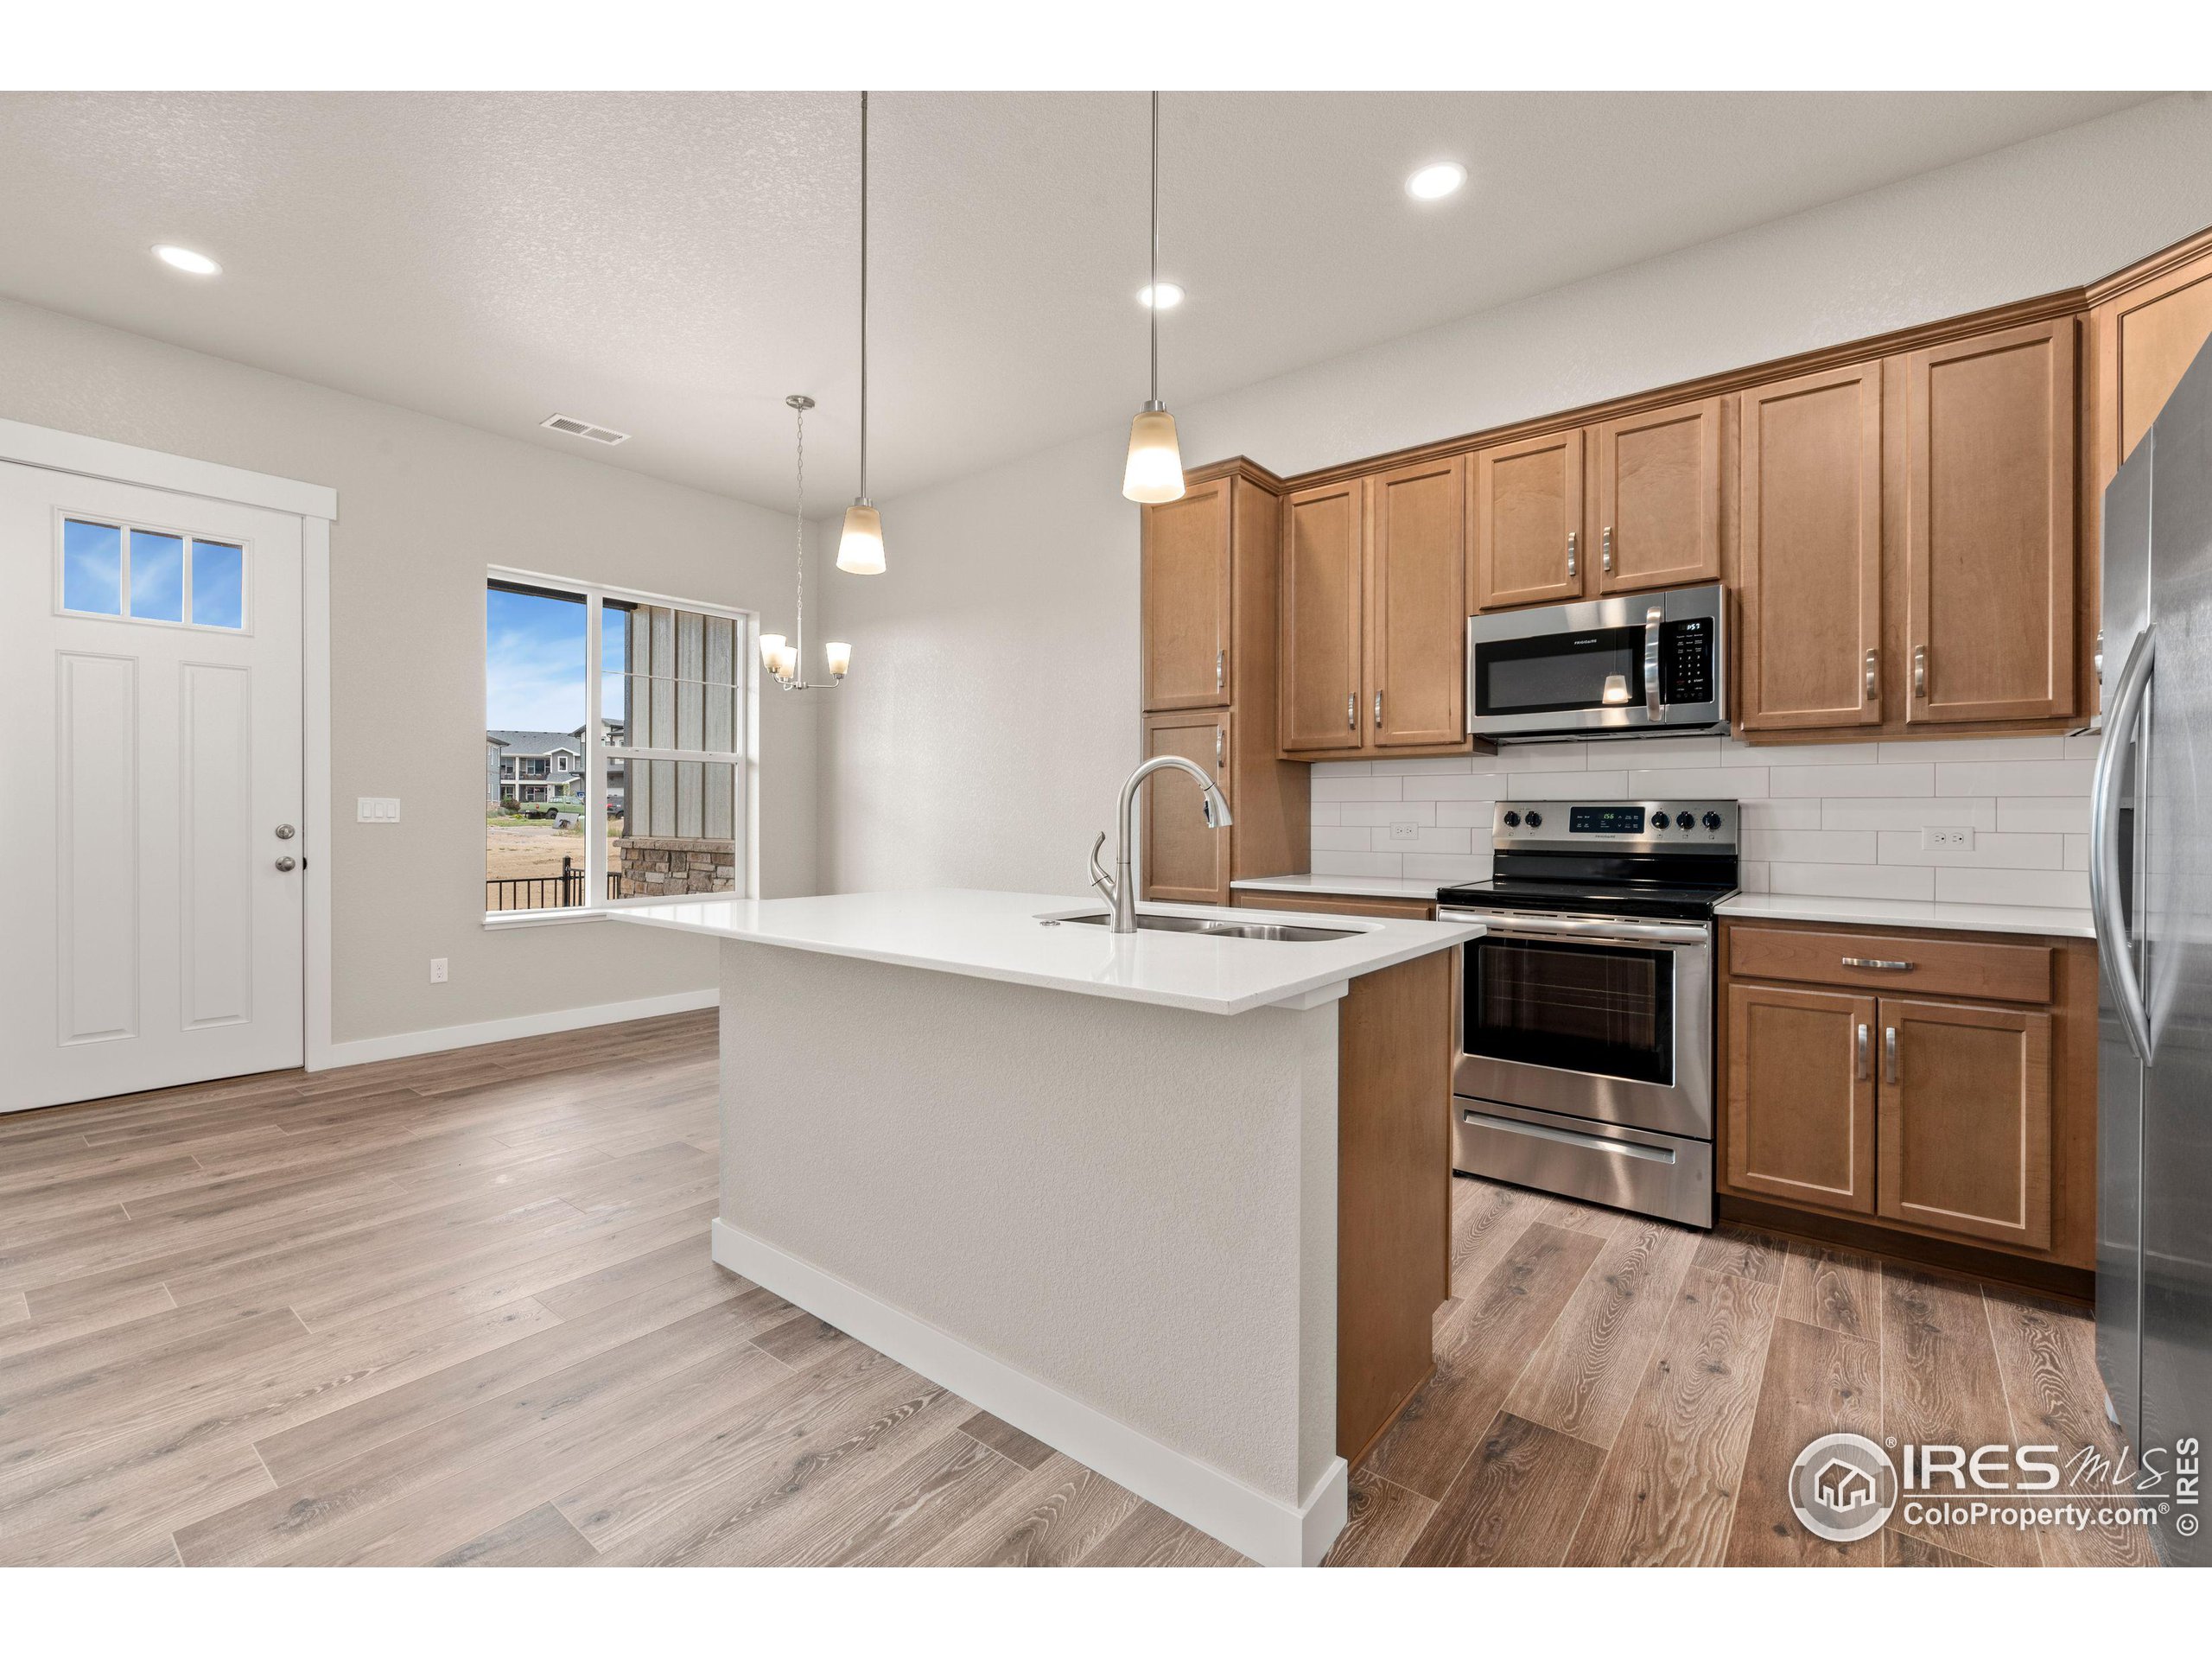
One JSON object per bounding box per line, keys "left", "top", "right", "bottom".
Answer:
{"left": 609, "top": 888, "right": 1478, "bottom": 1566}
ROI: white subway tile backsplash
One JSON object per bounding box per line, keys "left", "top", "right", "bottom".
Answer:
{"left": 1303, "top": 732, "right": 2090, "bottom": 910}
{"left": 2064, "top": 732, "right": 2106, "bottom": 759}
{"left": 1874, "top": 830, "right": 2063, "bottom": 869}
{"left": 1821, "top": 797, "right": 1997, "bottom": 830}
{"left": 1935, "top": 760, "right": 2096, "bottom": 798}
{"left": 1936, "top": 867, "right": 2091, "bottom": 908}
{"left": 1744, "top": 829, "right": 1878, "bottom": 864}
{"left": 1626, "top": 766, "right": 1770, "bottom": 799}
{"left": 1313, "top": 774, "right": 1405, "bottom": 803}
{"left": 1770, "top": 763, "right": 1935, "bottom": 798}
{"left": 1339, "top": 800, "right": 1438, "bottom": 828}
{"left": 1995, "top": 797, "right": 2091, "bottom": 834}
{"left": 1509, "top": 771, "right": 1630, "bottom": 799}
{"left": 1311, "top": 849, "right": 1405, "bottom": 878}
{"left": 1770, "top": 861, "right": 1936, "bottom": 901}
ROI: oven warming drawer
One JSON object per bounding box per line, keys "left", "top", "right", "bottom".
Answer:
{"left": 1453, "top": 1098, "right": 1713, "bottom": 1230}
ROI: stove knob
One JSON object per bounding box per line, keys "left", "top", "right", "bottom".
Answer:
{"left": 1702, "top": 810, "right": 1723, "bottom": 831}
{"left": 1523, "top": 810, "right": 1543, "bottom": 829}
{"left": 1675, "top": 811, "right": 1694, "bottom": 830}
{"left": 1502, "top": 810, "right": 1521, "bottom": 829}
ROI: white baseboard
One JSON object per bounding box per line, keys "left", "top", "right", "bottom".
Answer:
{"left": 711, "top": 1217, "right": 1346, "bottom": 1567}
{"left": 315, "top": 987, "right": 716, "bottom": 1070}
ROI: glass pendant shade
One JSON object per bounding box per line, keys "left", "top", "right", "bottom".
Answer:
{"left": 760, "top": 632, "right": 787, "bottom": 676}
{"left": 1122, "top": 407, "right": 1185, "bottom": 505}
{"left": 824, "top": 641, "right": 853, "bottom": 678}
{"left": 836, "top": 502, "right": 887, "bottom": 575}
{"left": 773, "top": 643, "right": 799, "bottom": 682}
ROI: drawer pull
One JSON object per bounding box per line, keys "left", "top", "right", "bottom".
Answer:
{"left": 1856, "top": 1021, "right": 1870, "bottom": 1081}
{"left": 1884, "top": 1024, "right": 1899, "bottom": 1086}
{"left": 1840, "top": 956, "right": 1914, "bottom": 972}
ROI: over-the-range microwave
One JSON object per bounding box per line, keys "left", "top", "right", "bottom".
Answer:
{"left": 1466, "top": 582, "right": 1728, "bottom": 741}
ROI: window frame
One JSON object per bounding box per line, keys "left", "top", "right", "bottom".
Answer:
{"left": 486, "top": 565, "right": 755, "bottom": 924}
{"left": 52, "top": 507, "right": 255, "bottom": 634}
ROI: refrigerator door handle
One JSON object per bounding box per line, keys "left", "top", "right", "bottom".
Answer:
{"left": 2092, "top": 625, "right": 2157, "bottom": 1064}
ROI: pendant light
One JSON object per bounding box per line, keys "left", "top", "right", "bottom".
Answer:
{"left": 1122, "top": 91, "right": 1185, "bottom": 505}
{"left": 836, "top": 91, "right": 887, "bottom": 575}
{"left": 762, "top": 394, "right": 851, "bottom": 690}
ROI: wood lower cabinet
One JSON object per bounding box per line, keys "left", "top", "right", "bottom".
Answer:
{"left": 1470, "top": 428, "right": 1584, "bottom": 611}
{"left": 1877, "top": 996, "right": 2051, "bottom": 1251}
{"left": 1141, "top": 474, "right": 1232, "bottom": 711}
{"left": 1737, "top": 361, "right": 1883, "bottom": 732}
{"left": 1725, "top": 984, "right": 1877, "bottom": 1214}
{"left": 1719, "top": 919, "right": 2091, "bottom": 1281}
{"left": 1904, "top": 319, "right": 2077, "bottom": 725}
{"left": 1232, "top": 889, "right": 1436, "bottom": 920}
{"left": 1592, "top": 395, "right": 1724, "bottom": 594}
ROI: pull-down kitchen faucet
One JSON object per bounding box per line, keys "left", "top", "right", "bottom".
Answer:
{"left": 1090, "top": 756, "right": 1234, "bottom": 934}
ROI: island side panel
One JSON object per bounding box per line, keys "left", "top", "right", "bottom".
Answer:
{"left": 715, "top": 938, "right": 1340, "bottom": 1529}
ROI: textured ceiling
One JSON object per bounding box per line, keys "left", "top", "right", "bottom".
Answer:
{"left": 0, "top": 91, "right": 2154, "bottom": 508}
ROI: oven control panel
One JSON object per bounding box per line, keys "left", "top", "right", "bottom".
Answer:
{"left": 1495, "top": 800, "right": 1736, "bottom": 849}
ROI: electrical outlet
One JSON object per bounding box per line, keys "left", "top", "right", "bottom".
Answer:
{"left": 1388, "top": 821, "right": 1421, "bottom": 842}
{"left": 1922, "top": 826, "right": 1974, "bottom": 851}
{"left": 429, "top": 957, "right": 448, "bottom": 984}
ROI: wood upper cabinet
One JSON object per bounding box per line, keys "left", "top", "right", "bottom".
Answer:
{"left": 1726, "top": 983, "right": 1877, "bottom": 1214}
{"left": 1737, "top": 362, "right": 1883, "bottom": 731}
{"left": 2093, "top": 229, "right": 2212, "bottom": 486}
{"left": 1279, "top": 479, "right": 1365, "bottom": 753}
{"left": 1141, "top": 709, "right": 1230, "bottom": 903}
{"left": 1905, "top": 320, "right": 2077, "bottom": 725}
{"left": 1471, "top": 429, "right": 1584, "bottom": 611}
{"left": 1368, "top": 455, "right": 1466, "bottom": 748}
{"left": 1876, "top": 996, "right": 2052, "bottom": 1251}
{"left": 1140, "top": 475, "right": 1231, "bottom": 711}
{"left": 1592, "top": 396, "right": 1724, "bottom": 594}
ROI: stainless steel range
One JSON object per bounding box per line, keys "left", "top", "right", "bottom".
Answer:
{"left": 1437, "top": 799, "right": 1738, "bottom": 1229}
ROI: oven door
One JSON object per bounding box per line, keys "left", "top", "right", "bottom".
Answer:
{"left": 1444, "top": 910, "right": 1713, "bottom": 1141}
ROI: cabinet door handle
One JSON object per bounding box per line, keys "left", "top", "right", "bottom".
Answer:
{"left": 1346, "top": 693, "right": 1356, "bottom": 730}
{"left": 1864, "top": 648, "right": 1878, "bottom": 703}
{"left": 1914, "top": 645, "right": 1928, "bottom": 699}
{"left": 1217, "top": 648, "right": 1225, "bottom": 691}
{"left": 1856, "top": 1022, "right": 1870, "bottom": 1081}
{"left": 1567, "top": 531, "right": 1578, "bottom": 580}
{"left": 1884, "top": 1025, "right": 1899, "bottom": 1086}
{"left": 1215, "top": 728, "right": 1224, "bottom": 769}
{"left": 1840, "top": 956, "right": 1913, "bottom": 972}
{"left": 1601, "top": 525, "right": 1614, "bottom": 575}
{"left": 1374, "top": 690, "right": 1383, "bottom": 729}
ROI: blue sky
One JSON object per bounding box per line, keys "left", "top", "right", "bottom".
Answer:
{"left": 485, "top": 588, "right": 626, "bottom": 731}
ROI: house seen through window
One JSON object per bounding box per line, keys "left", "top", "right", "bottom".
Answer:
{"left": 486, "top": 575, "right": 748, "bottom": 914}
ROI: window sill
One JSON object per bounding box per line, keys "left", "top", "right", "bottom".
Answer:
{"left": 483, "top": 908, "right": 607, "bottom": 931}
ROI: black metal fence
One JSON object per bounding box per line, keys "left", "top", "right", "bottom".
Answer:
{"left": 485, "top": 855, "right": 628, "bottom": 912}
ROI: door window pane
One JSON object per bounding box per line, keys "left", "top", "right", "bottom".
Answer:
{"left": 129, "top": 531, "right": 186, "bottom": 622}
{"left": 61, "top": 519, "right": 124, "bottom": 614}
{"left": 192, "top": 541, "right": 245, "bottom": 628}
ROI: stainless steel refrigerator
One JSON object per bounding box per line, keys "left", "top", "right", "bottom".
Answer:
{"left": 2095, "top": 331, "right": 2212, "bottom": 1569}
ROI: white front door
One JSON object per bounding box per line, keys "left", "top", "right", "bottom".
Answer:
{"left": 0, "top": 460, "right": 305, "bottom": 1112}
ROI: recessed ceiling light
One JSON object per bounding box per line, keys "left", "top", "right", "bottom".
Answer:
{"left": 1138, "top": 282, "right": 1185, "bottom": 310}
{"left": 1405, "top": 162, "right": 1467, "bottom": 202}
{"left": 152, "top": 245, "right": 221, "bottom": 276}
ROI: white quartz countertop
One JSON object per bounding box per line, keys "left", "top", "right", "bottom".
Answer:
{"left": 1714, "top": 892, "right": 2096, "bottom": 940}
{"left": 1230, "top": 874, "right": 1446, "bottom": 903}
{"left": 606, "top": 888, "right": 1482, "bottom": 1016}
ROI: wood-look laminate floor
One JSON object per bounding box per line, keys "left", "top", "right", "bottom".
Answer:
{"left": 0, "top": 1011, "right": 2150, "bottom": 1567}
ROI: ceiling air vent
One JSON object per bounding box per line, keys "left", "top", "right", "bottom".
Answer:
{"left": 540, "top": 414, "right": 631, "bottom": 446}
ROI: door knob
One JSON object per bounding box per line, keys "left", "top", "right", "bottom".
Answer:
{"left": 274, "top": 823, "right": 296, "bottom": 840}
{"left": 275, "top": 856, "right": 298, "bottom": 873}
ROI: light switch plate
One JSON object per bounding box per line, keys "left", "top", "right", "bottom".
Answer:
{"left": 358, "top": 798, "right": 401, "bottom": 823}
{"left": 1922, "top": 826, "right": 1974, "bottom": 851}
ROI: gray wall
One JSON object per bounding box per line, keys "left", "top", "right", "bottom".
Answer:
{"left": 817, "top": 93, "right": 2212, "bottom": 898}
{"left": 0, "top": 296, "right": 817, "bottom": 1046}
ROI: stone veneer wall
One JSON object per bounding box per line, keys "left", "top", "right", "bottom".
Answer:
{"left": 617, "top": 836, "right": 738, "bottom": 897}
